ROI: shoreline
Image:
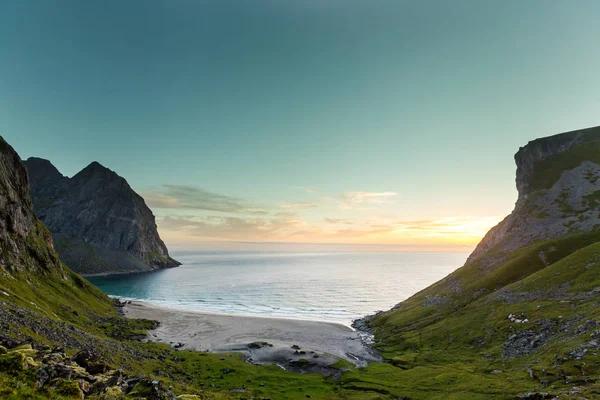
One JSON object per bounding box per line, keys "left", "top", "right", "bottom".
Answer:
{"left": 82, "top": 263, "right": 181, "bottom": 277}
{"left": 82, "top": 271, "right": 144, "bottom": 277}
{"left": 122, "top": 300, "right": 381, "bottom": 369}
{"left": 114, "top": 296, "right": 357, "bottom": 327}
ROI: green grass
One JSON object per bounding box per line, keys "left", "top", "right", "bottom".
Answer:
{"left": 370, "top": 229, "right": 600, "bottom": 344}
{"left": 343, "top": 230, "right": 600, "bottom": 399}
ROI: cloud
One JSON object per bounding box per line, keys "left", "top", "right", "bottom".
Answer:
{"left": 280, "top": 202, "right": 319, "bottom": 209}
{"left": 145, "top": 184, "right": 501, "bottom": 247}
{"left": 158, "top": 215, "right": 304, "bottom": 241}
{"left": 329, "top": 225, "right": 396, "bottom": 238}
{"left": 158, "top": 214, "right": 396, "bottom": 243}
{"left": 295, "top": 186, "right": 317, "bottom": 193}
{"left": 274, "top": 211, "right": 298, "bottom": 218}
{"left": 324, "top": 218, "right": 354, "bottom": 224}
{"left": 142, "top": 185, "right": 268, "bottom": 215}
{"left": 394, "top": 216, "right": 502, "bottom": 237}
{"left": 344, "top": 191, "right": 397, "bottom": 204}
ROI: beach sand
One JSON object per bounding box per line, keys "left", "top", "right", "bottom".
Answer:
{"left": 123, "top": 301, "right": 380, "bottom": 369}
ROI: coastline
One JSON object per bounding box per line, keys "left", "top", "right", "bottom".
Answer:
{"left": 81, "top": 265, "right": 178, "bottom": 277}
{"left": 122, "top": 300, "right": 381, "bottom": 369}
{"left": 81, "top": 270, "right": 144, "bottom": 277}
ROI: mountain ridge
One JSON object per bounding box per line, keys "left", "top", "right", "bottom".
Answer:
{"left": 23, "top": 157, "right": 179, "bottom": 275}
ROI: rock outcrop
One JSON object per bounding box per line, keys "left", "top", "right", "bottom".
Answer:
{"left": 467, "top": 125, "right": 600, "bottom": 264}
{"left": 0, "top": 341, "right": 178, "bottom": 400}
{"left": 24, "top": 158, "right": 180, "bottom": 275}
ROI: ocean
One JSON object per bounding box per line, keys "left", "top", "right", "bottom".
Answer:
{"left": 88, "top": 251, "right": 468, "bottom": 326}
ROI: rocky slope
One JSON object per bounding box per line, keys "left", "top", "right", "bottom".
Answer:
{"left": 24, "top": 157, "right": 179, "bottom": 275}
{"left": 362, "top": 126, "right": 600, "bottom": 399}
{"left": 468, "top": 125, "right": 600, "bottom": 265}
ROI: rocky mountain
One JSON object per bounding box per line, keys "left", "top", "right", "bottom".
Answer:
{"left": 468, "top": 125, "right": 600, "bottom": 265}
{"left": 24, "top": 157, "right": 179, "bottom": 275}
{"left": 361, "top": 126, "right": 600, "bottom": 398}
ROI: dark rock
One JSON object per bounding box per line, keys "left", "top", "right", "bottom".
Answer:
{"left": 85, "top": 361, "right": 111, "bottom": 375}
{"left": 0, "top": 334, "right": 22, "bottom": 349}
{"left": 71, "top": 350, "right": 93, "bottom": 368}
{"left": 517, "top": 393, "right": 556, "bottom": 400}
{"left": 248, "top": 341, "right": 273, "bottom": 349}
{"left": 23, "top": 157, "right": 180, "bottom": 275}
{"left": 37, "top": 367, "right": 50, "bottom": 387}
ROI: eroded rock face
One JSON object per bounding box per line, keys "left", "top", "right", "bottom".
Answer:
{"left": 0, "top": 138, "right": 62, "bottom": 274}
{"left": 514, "top": 127, "right": 599, "bottom": 197}
{"left": 468, "top": 126, "right": 600, "bottom": 265}
{"left": 24, "top": 158, "right": 179, "bottom": 275}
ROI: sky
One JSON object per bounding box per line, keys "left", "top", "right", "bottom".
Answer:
{"left": 2, "top": 0, "right": 600, "bottom": 251}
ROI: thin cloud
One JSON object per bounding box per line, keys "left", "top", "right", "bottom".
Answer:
{"left": 295, "top": 186, "right": 317, "bottom": 193}
{"left": 274, "top": 211, "right": 298, "bottom": 218}
{"left": 344, "top": 191, "right": 397, "bottom": 204}
{"left": 394, "top": 216, "right": 502, "bottom": 237}
{"left": 324, "top": 218, "right": 353, "bottom": 224}
{"left": 280, "top": 202, "right": 319, "bottom": 209}
{"left": 142, "top": 185, "right": 269, "bottom": 215}
{"left": 330, "top": 225, "right": 396, "bottom": 238}
{"left": 158, "top": 215, "right": 303, "bottom": 241}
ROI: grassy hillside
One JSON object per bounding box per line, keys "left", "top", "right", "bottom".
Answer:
{"left": 348, "top": 231, "right": 600, "bottom": 399}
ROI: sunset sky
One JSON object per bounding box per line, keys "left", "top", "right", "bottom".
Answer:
{"left": 3, "top": 1, "right": 600, "bottom": 251}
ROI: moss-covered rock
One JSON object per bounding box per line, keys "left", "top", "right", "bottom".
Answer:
{"left": 0, "top": 352, "right": 26, "bottom": 372}
{"left": 53, "top": 378, "right": 84, "bottom": 399}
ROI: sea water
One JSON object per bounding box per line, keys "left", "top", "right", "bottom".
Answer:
{"left": 88, "top": 251, "right": 468, "bottom": 326}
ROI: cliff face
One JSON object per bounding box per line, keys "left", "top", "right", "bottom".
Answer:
{"left": 467, "top": 125, "right": 600, "bottom": 264}
{"left": 0, "top": 139, "right": 63, "bottom": 276}
{"left": 24, "top": 158, "right": 180, "bottom": 275}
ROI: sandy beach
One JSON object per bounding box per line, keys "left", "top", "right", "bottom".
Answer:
{"left": 123, "top": 301, "right": 381, "bottom": 369}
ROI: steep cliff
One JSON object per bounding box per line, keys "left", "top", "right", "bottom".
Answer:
{"left": 0, "top": 135, "right": 115, "bottom": 326}
{"left": 0, "top": 141, "right": 64, "bottom": 276}
{"left": 467, "top": 125, "right": 600, "bottom": 264}
{"left": 24, "top": 158, "right": 180, "bottom": 275}
{"left": 363, "top": 126, "right": 600, "bottom": 399}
